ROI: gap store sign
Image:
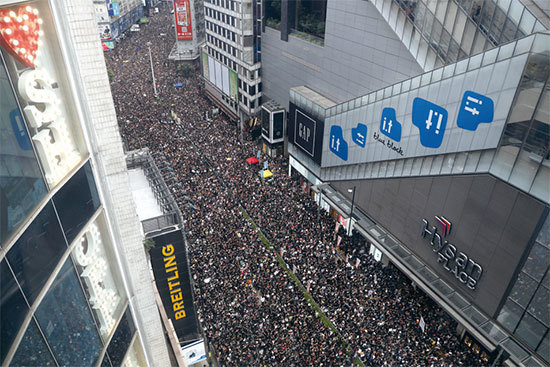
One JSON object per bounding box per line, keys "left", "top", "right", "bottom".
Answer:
{"left": 322, "top": 54, "right": 526, "bottom": 167}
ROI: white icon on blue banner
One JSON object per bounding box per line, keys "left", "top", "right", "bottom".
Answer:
{"left": 329, "top": 125, "right": 348, "bottom": 161}
{"left": 457, "top": 91, "right": 494, "bottom": 131}
{"left": 412, "top": 97, "right": 448, "bottom": 149}
{"left": 352, "top": 123, "right": 367, "bottom": 147}
{"left": 380, "top": 108, "right": 402, "bottom": 142}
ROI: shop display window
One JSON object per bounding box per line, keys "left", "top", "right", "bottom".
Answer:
{"left": 0, "top": 56, "right": 47, "bottom": 246}
{"left": 71, "top": 213, "right": 127, "bottom": 342}
{"left": 34, "top": 258, "right": 103, "bottom": 366}
{"left": 0, "top": 1, "right": 87, "bottom": 190}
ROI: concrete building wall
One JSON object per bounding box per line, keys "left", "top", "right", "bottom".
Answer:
{"left": 57, "top": 1, "right": 172, "bottom": 365}
{"left": 261, "top": 0, "right": 423, "bottom": 109}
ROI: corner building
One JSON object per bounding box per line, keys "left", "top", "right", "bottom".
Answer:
{"left": 262, "top": 0, "right": 550, "bottom": 365}
{"left": 0, "top": 0, "right": 171, "bottom": 366}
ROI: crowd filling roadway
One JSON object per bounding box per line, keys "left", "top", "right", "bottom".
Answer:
{"left": 106, "top": 6, "right": 493, "bottom": 367}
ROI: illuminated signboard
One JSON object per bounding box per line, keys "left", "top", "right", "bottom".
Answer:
{"left": 73, "top": 217, "right": 125, "bottom": 340}
{"left": 173, "top": 0, "right": 193, "bottom": 41}
{"left": 0, "top": 4, "right": 84, "bottom": 188}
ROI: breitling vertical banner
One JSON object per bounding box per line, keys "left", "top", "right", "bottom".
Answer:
{"left": 150, "top": 230, "right": 200, "bottom": 341}
{"left": 174, "top": 0, "right": 193, "bottom": 40}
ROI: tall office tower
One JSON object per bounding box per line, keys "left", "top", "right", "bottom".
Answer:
{"left": 0, "top": 0, "right": 171, "bottom": 366}
{"left": 261, "top": 0, "right": 549, "bottom": 366}
{"left": 201, "top": 0, "right": 262, "bottom": 121}
{"left": 169, "top": 0, "right": 206, "bottom": 60}
{"left": 94, "top": 0, "right": 145, "bottom": 44}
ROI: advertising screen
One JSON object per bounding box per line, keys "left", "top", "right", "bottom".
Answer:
{"left": 174, "top": 0, "right": 193, "bottom": 40}
{"left": 150, "top": 230, "right": 200, "bottom": 341}
{"left": 273, "top": 111, "right": 284, "bottom": 140}
{"left": 261, "top": 107, "right": 270, "bottom": 137}
{"left": 288, "top": 103, "right": 324, "bottom": 165}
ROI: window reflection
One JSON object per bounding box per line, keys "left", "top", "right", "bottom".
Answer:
{"left": 7, "top": 201, "right": 67, "bottom": 305}
{"left": 528, "top": 286, "right": 550, "bottom": 327}
{"left": 0, "top": 56, "right": 47, "bottom": 246}
{"left": 11, "top": 319, "right": 55, "bottom": 366}
{"left": 34, "top": 258, "right": 103, "bottom": 366}
{"left": 497, "top": 299, "right": 523, "bottom": 332}
{"left": 515, "top": 313, "right": 546, "bottom": 349}
{"left": 106, "top": 308, "right": 137, "bottom": 367}
{"left": 0, "top": 260, "right": 30, "bottom": 363}
{"left": 53, "top": 161, "right": 100, "bottom": 243}
{"left": 509, "top": 272, "right": 538, "bottom": 307}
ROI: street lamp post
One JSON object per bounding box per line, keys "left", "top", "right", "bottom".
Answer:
{"left": 146, "top": 41, "right": 158, "bottom": 98}
{"left": 348, "top": 186, "right": 356, "bottom": 236}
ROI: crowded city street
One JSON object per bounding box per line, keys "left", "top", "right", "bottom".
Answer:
{"left": 105, "top": 6, "right": 492, "bottom": 367}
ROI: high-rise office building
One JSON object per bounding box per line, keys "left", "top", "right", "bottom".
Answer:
{"left": 94, "top": 0, "right": 145, "bottom": 46}
{"left": 201, "top": 0, "right": 262, "bottom": 121}
{"left": 169, "top": 0, "right": 206, "bottom": 60}
{"left": 0, "top": 0, "right": 171, "bottom": 365}
{"left": 261, "top": 0, "right": 549, "bottom": 365}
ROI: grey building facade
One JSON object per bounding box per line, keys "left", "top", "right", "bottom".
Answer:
{"left": 262, "top": 0, "right": 550, "bottom": 365}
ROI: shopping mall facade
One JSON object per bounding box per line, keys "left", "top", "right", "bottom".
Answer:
{"left": 0, "top": 0, "right": 171, "bottom": 365}
{"left": 261, "top": 0, "right": 549, "bottom": 365}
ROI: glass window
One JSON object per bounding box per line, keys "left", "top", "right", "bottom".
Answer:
{"left": 10, "top": 319, "right": 55, "bottom": 366}
{"left": 0, "top": 56, "right": 47, "bottom": 246}
{"left": 53, "top": 161, "right": 100, "bottom": 244}
{"left": 501, "top": 17, "right": 519, "bottom": 44}
{"left": 480, "top": 0, "right": 496, "bottom": 32}
{"left": 510, "top": 272, "right": 538, "bottom": 308}
{"left": 122, "top": 337, "right": 147, "bottom": 367}
{"left": 0, "top": 260, "right": 30, "bottom": 363}
{"left": 536, "top": 215, "right": 550, "bottom": 247}
{"left": 34, "top": 258, "right": 103, "bottom": 366}
{"left": 0, "top": 1, "right": 87, "bottom": 190}
{"left": 72, "top": 214, "right": 127, "bottom": 341}
{"left": 106, "top": 308, "right": 137, "bottom": 367}
{"left": 489, "top": 6, "right": 507, "bottom": 44}
{"left": 6, "top": 201, "right": 67, "bottom": 305}
{"left": 461, "top": 20, "right": 476, "bottom": 54}
{"left": 528, "top": 286, "right": 550, "bottom": 327}
{"left": 537, "top": 331, "right": 550, "bottom": 363}
{"left": 101, "top": 353, "right": 113, "bottom": 367}
{"left": 497, "top": 299, "right": 523, "bottom": 331}
{"left": 523, "top": 243, "right": 550, "bottom": 281}
{"left": 515, "top": 313, "right": 547, "bottom": 349}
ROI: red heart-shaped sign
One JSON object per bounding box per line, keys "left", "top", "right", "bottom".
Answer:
{"left": 0, "top": 5, "right": 41, "bottom": 68}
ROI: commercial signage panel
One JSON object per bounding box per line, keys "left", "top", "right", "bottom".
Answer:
{"left": 150, "top": 230, "right": 200, "bottom": 341}
{"left": 174, "top": 0, "right": 193, "bottom": 41}
{"left": 321, "top": 54, "right": 527, "bottom": 168}
{"left": 261, "top": 107, "right": 270, "bottom": 138}
{"left": 229, "top": 70, "right": 238, "bottom": 100}
{"left": 273, "top": 111, "right": 284, "bottom": 141}
{"left": 201, "top": 51, "right": 209, "bottom": 80}
{"left": 288, "top": 102, "right": 324, "bottom": 165}
{"left": 0, "top": 2, "right": 86, "bottom": 189}
{"left": 221, "top": 64, "right": 230, "bottom": 96}
{"left": 214, "top": 59, "right": 222, "bottom": 91}
{"left": 207, "top": 54, "right": 215, "bottom": 86}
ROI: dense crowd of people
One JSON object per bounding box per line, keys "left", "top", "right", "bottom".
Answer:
{"left": 106, "top": 6, "right": 492, "bottom": 366}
